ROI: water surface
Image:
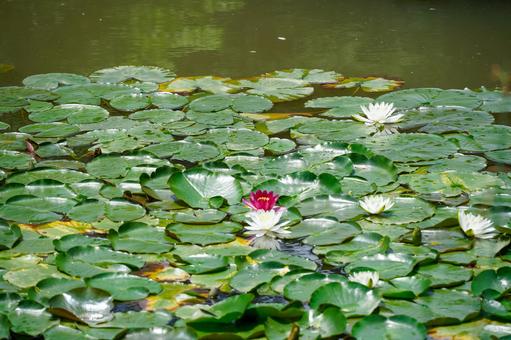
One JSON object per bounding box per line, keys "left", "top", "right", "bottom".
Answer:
{"left": 1, "top": 0, "right": 510, "bottom": 89}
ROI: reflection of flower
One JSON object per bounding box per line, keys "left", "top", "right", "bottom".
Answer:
{"left": 348, "top": 271, "right": 380, "bottom": 288}
{"left": 458, "top": 210, "right": 498, "bottom": 239}
{"left": 245, "top": 209, "right": 290, "bottom": 250}
{"left": 243, "top": 190, "right": 279, "bottom": 211}
{"left": 353, "top": 102, "right": 403, "bottom": 126}
{"left": 360, "top": 195, "right": 394, "bottom": 215}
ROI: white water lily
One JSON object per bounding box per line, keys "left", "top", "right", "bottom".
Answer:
{"left": 245, "top": 209, "right": 290, "bottom": 249}
{"left": 360, "top": 195, "right": 394, "bottom": 215}
{"left": 353, "top": 102, "right": 403, "bottom": 126}
{"left": 458, "top": 210, "right": 498, "bottom": 239}
{"left": 348, "top": 271, "right": 380, "bottom": 288}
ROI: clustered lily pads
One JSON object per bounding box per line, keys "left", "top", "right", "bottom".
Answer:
{"left": 0, "top": 65, "right": 510, "bottom": 339}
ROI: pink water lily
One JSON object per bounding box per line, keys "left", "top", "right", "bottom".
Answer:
{"left": 243, "top": 190, "right": 279, "bottom": 211}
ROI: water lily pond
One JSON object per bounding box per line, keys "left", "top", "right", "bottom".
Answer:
{"left": 0, "top": 64, "right": 510, "bottom": 339}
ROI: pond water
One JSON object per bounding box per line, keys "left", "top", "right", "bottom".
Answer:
{"left": 1, "top": 0, "right": 511, "bottom": 89}
{"left": 2, "top": 1, "right": 511, "bottom": 339}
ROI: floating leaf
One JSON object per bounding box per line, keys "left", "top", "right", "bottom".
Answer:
{"left": 363, "top": 133, "right": 458, "bottom": 162}
{"left": 169, "top": 168, "right": 242, "bottom": 208}
{"left": 325, "top": 76, "right": 404, "bottom": 92}
{"left": 160, "top": 76, "right": 240, "bottom": 94}
{"left": 8, "top": 300, "right": 57, "bottom": 336}
{"left": 23, "top": 73, "right": 90, "bottom": 90}
{"left": 310, "top": 281, "right": 381, "bottom": 317}
{"left": 352, "top": 315, "right": 426, "bottom": 340}
{"left": 49, "top": 287, "right": 113, "bottom": 325}
{"left": 239, "top": 78, "right": 314, "bottom": 102}
{"left": 90, "top": 65, "right": 174, "bottom": 84}
{"left": 265, "top": 68, "right": 340, "bottom": 84}
{"left": 378, "top": 88, "right": 481, "bottom": 109}
{"left": 87, "top": 272, "right": 161, "bottom": 301}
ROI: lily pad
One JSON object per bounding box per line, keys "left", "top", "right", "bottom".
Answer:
{"left": 90, "top": 66, "right": 174, "bottom": 84}
{"left": 310, "top": 281, "right": 381, "bottom": 317}
{"left": 377, "top": 88, "right": 481, "bottom": 110}
{"left": 239, "top": 78, "right": 314, "bottom": 102}
{"left": 23, "top": 73, "right": 90, "bottom": 90}
{"left": 169, "top": 168, "right": 243, "bottom": 208}
{"left": 86, "top": 272, "right": 161, "bottom": 301}
{"left": 8, "top": 300, "right": 57, "bottom": 336}
{"left": 363, "top": 133, "right": 458, "bottom": 162}
{"left": 352, "top": 315, "right": 426, "bottom": 340}
{"left": 49, "top": 287, "right": 113, "bottom": 325}
{"left": 325, "top": 76, "right": 404, "bottom": 92}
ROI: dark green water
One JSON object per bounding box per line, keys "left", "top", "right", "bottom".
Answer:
{"left": 1, "top": 0, "right": 510, "bottom": 89}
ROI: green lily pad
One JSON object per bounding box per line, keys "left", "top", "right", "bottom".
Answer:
{"left": 230, "top": 262, "right": 292, "bottom": 293}
{"left": 381, "top": 275, "right": 432, "bottom": 299}
{"left": 150, "top": 92, "right": 188, "bottom": 109}
{"left": 325, "top": 76, "right": 403, "bottom": 92}
{"left": 473, "top": 89, "right": 511, "bottom": 113}
{"left": 239, "top": 78, "right": 314, "bottom": 102}
{"left": 90, "top": 65, "right": 174, "bottom": 84}
{"left": 160, "top": 76, "right": 240, "bottom": 94}
{"left": 0, "top": 223, "right": 21, "bottom": 249}
{"left": 399, "top": 107, "right": 494, "bottom": 134}
{"left": 285, "top": 217, "right": 361, "bottom": 246}
{"left": 29, "top": 277, "right": 86, "bottom": 304}
{"left": 19, "top": 122, "right": 80, "bottom": 138}
{"left": 23, "top": 73, "right": 90, "bottom": 90}
{"left": 86, "top": 272, "right": 161, "bottom": 301}
{"left": 377, "top": 88, "right": 481, "bottom": 109}
{"left": 416, "top": 289, "right": 481, "bottom": 323}
{"left": 471, "top": 267, "right": 511, "bottom": 297}
{"left": 352, "top": 315, "right": 426, "bottom": 340}
{"left": 186, "top": 109, "right": 235, "bottom": 126}
{"left": 49, "top": 287, "right": 113, "bottom": 325}
{"left": 296, "top": 194, "right": 363, "bottom": 221}
{"left": 29, "top": 104, "right": 109, "bottom": 124}
{"left": 305, "top": 96, "right": 374, "bottom": 118}
{"left": 166, "top": 221, "right": 242, "bottom": 245}
{"left": 109, "top": 222, "right": 173, "bottom": 254}
{"left": 297, "top": 306, "right": 347, "bottom": 339}
{"left": 402, "top": 171, "right": 503, "bottom": 197}
{"left": 447, "top": 125, "right": 511, "bottom": 152}
{"left": 129, "top": 108, "right": 185, "bottom": 123}
{"left": 283, "top": 272, "right": 347, "bottom": 302}
{"left": 8, "top": 300, "right": 57, "bottom": 336}
{"left": 295, "top": 119, "right": 375, "bottom": 142}
{"left": 485, "top": 149, "right": 511, "bottom": 165}
{"left": 417, "top": 263, "right": 472, "bottom": 288}
{"left": 310, "top": 281, "right": 381, "bottom": 317}
{"left": 345, "top": 252, "right": 417, "bottom": 280}
{"left": 0, "top": 150, "right": 34, "bottom": 170}
{"left": 105, "top": 198, "right": 146, "bottom": 222}
{"left": 189, "top": 93, "right": 273, "bottom": 113}
{"left": 7, "top": 168, "right": 92, "bottom": 184}
{"left": 265, "top": 68, "right": 340, "bottom": 84}
{"left": 363, "top": 133, "right": 458, "bottom": 162}
{"left": 54, "top": 83, "right": 140, "bottom": 105}
{"left": 169, "top": 168, "right": 243, "bottom": 208}
{"left": 366, "top": 197, "right": 435, "bottom": 225}
{"left": 109, "top": 94, "right": 151, "bottom": 112}
{"left": 55, "top": 245, "right": 144, "bottom": 277}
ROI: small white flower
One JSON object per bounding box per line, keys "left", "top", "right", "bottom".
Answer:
{"left": 348, "top": 271, "right": 380, "bottom": 288}
{"left": 353, "top": 102, "right": 404, "bottom": 126}
{"left": 360, "top": 195, "right": 394, "bottom": 215}
{"left": 245, "top": 209, "right": 290, "bottom": 249}
{"left": 458, "top": 210, "right": 498, "bottom": 239}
